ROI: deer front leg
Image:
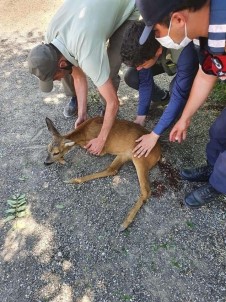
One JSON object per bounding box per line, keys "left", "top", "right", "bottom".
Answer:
{"left": 119, "top": 157, "right": 151, "bottom": 232}
{"left": 65, "top": 155, "right": 129, "bottom": 184}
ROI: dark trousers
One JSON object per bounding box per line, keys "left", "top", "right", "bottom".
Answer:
{"left": 124, "top": 66, "right": 175, "bottom": 101}
{"left": 207, "top": 108, "right": 226, "bottom": 193}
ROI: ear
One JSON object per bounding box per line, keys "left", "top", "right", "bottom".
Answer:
{"left": 59, "top": 57, "right": 68, "bottom": 69}
{"left": 171, "top": 12, "right": 187, "bottom": 27}
{"left": 45, "top": 117, "right": 61, "bottom": 136}
{"left": 64, "top": 141, "right": 75, "bottom": 147}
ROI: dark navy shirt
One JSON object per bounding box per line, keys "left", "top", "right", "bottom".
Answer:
{"left": 137, "top": 42, "right": 199, "bottom": 135}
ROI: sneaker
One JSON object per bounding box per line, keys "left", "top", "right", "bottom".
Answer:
{"left": 180, "top": 163, "right": 213, "bottom": 182}
{"left": 152, "top": 83, "right": 170, "bottom": 103}
{"left": 184, "top": 183, "right": 221, "bottom": 209}
{"left": 63, "top": 96, "right": 77, "bottom": 118}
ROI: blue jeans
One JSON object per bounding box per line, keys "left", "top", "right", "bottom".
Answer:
{"left": 207, "top": 108, "right": 226, "bottom": 193}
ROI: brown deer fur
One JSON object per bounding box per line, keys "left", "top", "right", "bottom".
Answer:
{"left": 45, "top": 117, "right": 161, "bottom": 231}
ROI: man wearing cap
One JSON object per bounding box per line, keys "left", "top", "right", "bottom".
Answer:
{"left": 136, "top": 0, "right": 226, "bottom": 208}
{"left": 28, "top": 0, "right": 139, "bottom": 155}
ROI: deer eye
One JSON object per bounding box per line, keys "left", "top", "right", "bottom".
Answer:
{"left": 53, "top": 152, "right": 60, "bottom": 156}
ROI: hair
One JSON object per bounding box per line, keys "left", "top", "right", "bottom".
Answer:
{"left": 160, "top": 0, "right": 209, "bottom": 27}
{"left": 120, "top": 21, "right": 161, "bottom": 67}
{"left": 50, "top": 43, "right": 73, "bottom": 70}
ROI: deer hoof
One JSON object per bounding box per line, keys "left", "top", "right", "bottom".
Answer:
{"left": 63, "top": 178, "right": 81, "bottom": 184}
{"left": 118, "top": 224, "right": 127, "bottom": 233}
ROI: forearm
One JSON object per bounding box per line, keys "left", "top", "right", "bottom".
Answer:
{"left": 98, "top": 78, "right": 119, "bottom": 141}
{"left": 137, "top": 68, "right": 153, "bottom": 115}
{"left": 153, "top": 94, "right": 186, "bottom": 135}
{"left": 153, "top": 67, "right": 197, "bottom": 134}
{"left": 71, "top": 66, "right": 88, "bottom": 118}
{"left": 179, "top": 67, "right": 217, "bottom": 121}
{"left": 154, "top": 42, "right": 199, "bottom": 135}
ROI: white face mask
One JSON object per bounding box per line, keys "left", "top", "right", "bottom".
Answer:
{"left": 156, "top": 19, "right": 192, "bottom": 49}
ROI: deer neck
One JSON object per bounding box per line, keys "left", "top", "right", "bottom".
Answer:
{"left": 64, "top": 128, "right": 89, "bottom": 147}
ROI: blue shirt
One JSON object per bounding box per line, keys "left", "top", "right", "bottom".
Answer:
{"left": 137, "top": 42, "right": 199, "bottom": 135}
{"left": 208, "top": 0, "right": 226, "bottom": 54}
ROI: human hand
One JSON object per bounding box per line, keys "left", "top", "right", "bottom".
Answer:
{"left": 134, "top": 115, "right": 146, "bottom": 127}
{"left": 84, "top": 137, "right": 105, "bottom": 155}
{"left": 74, "top": 115, "right": 88, "bottom": 128}
{"left": 133, "top": 132, "right": 159, "bottom": 158}
{"left": 169, "top": 118, "right": 191, "bottom": 143}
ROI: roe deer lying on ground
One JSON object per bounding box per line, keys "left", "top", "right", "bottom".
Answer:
{"left": 45, "top": 117, "right": 161, "bottom": 231}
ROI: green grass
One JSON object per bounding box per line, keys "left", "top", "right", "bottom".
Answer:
{"left": 209, "top": 80, "right": 226, "bottom": 103}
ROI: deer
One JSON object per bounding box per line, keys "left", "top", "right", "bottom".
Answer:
{"left": 45, "top": 117, "right": 161, "bottom": 232}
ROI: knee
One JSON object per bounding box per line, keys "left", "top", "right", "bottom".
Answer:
{"left": 124, "top": 67, "right": 139, "bottom": 90}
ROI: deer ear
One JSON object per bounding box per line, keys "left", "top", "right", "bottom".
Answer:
{"left": 46, "top": 117, "right": 61, "bottom": 136}
{"left": 64, "top": 141, "right": 75, "bottom": 147}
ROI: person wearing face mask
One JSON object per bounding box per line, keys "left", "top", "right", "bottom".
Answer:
{"left": 120, "top": 20, "right": 198, "bottom": 153}
{"left": 154, "top": 17, "right": 192, "bottom": 50}
{"left": 136, "top": 0, "right": 226, "bottom": 209}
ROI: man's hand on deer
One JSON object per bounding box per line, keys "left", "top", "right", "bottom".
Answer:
{"left": 133, "top": 132, "right": 160, "bottom": 158}
{"left": 85, "top": 136, "right": 106, "bottom": 155}
{"left": 74, "top": 114, "right": 88, "bottom": 128}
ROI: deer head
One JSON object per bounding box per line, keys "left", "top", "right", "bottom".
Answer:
{"left": 44, "top": 117, "right": 75, "bottom": 165}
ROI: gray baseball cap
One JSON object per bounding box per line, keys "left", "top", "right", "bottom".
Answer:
{"left": 28, "top": 44, "right": 58, "bottom": 93}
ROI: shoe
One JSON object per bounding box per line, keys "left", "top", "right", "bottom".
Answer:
{"left": 152, "top": 83, "right": 170, "bottom": 103}
{"left": 63, "top": 96, "right": 77, "bottom": 118}
{"left": 184, "top": 183, "right": 221, "bottom": 209}
{"left": 180, "top": 163, "right": 213, "bottom": 182}
{"left": 160, "top": 90, "right": 170, "bottom": 102}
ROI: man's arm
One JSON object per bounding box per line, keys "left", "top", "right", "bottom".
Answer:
{"left": 71, "top": 66, "right": 118, "bottom": 155}
{"left": 71, "top": 66, "right": 88, "bottom": 127}
{"left": 135, "top": 68, "right": 154, "bottom": 126}
{"left": 84, "top": 78, "right": 119, "bottom": 155}
{"left": 169, "top": 67, "right": 217, "bottom": 143}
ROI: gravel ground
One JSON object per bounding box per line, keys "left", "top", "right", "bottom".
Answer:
{"left": 1, "top": 1, "right": 226, "bottom": 302}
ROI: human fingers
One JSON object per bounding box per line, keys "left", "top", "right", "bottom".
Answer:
{"left": 169, "top": 127, "right": 179, "bottom": 142}
{"left": 134, "top": 146, "right": 147, "bottom": 158}
{"left": 135, "top": 136, "right": 143, "bottom": 143}
{"left": 182, "top": 130, "right": 187, "bottom": 141}
{"left": 132, "top": 142, "right": 142, "bottom": 154}
{"left": 144, "top": 147, "right": 153, "bottom": 158}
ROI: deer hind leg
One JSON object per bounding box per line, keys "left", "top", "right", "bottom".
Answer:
{"left": 119, "top": 157, "right": 154, "bottom": 232}
{"left": 65, "top": 155, "right": 129, "bottom": 184}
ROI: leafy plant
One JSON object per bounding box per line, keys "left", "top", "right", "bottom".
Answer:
{"left": 210, "top": 80, "right": 226, "bottom": 104}
{"left": 55, "top": 204, "right": 64, "bottom": 209}
{"left": 122, "top": 294, "right": 133, "bottom": 301}
{"left": 18, "top": 175, "right": 29, "bottom": 181}
{"left": 5, "top": 194, "right": 28, "bottom": 222}
{"left": 151, "top": 241, "right": 174, "bottom": 252}
{"left": 171, "top": 259, "right": 182, "bottom": 269}
{"left": 186, "top": 220, "right": 195, "bottom": 229}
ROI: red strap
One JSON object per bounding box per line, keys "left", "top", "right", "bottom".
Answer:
{"left": 202, "top": 52, "right": 226, "bottom": 77}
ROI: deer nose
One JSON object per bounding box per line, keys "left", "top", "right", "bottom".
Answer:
{"left": 44, "top": 161, "right": 54, "bottom": 166}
